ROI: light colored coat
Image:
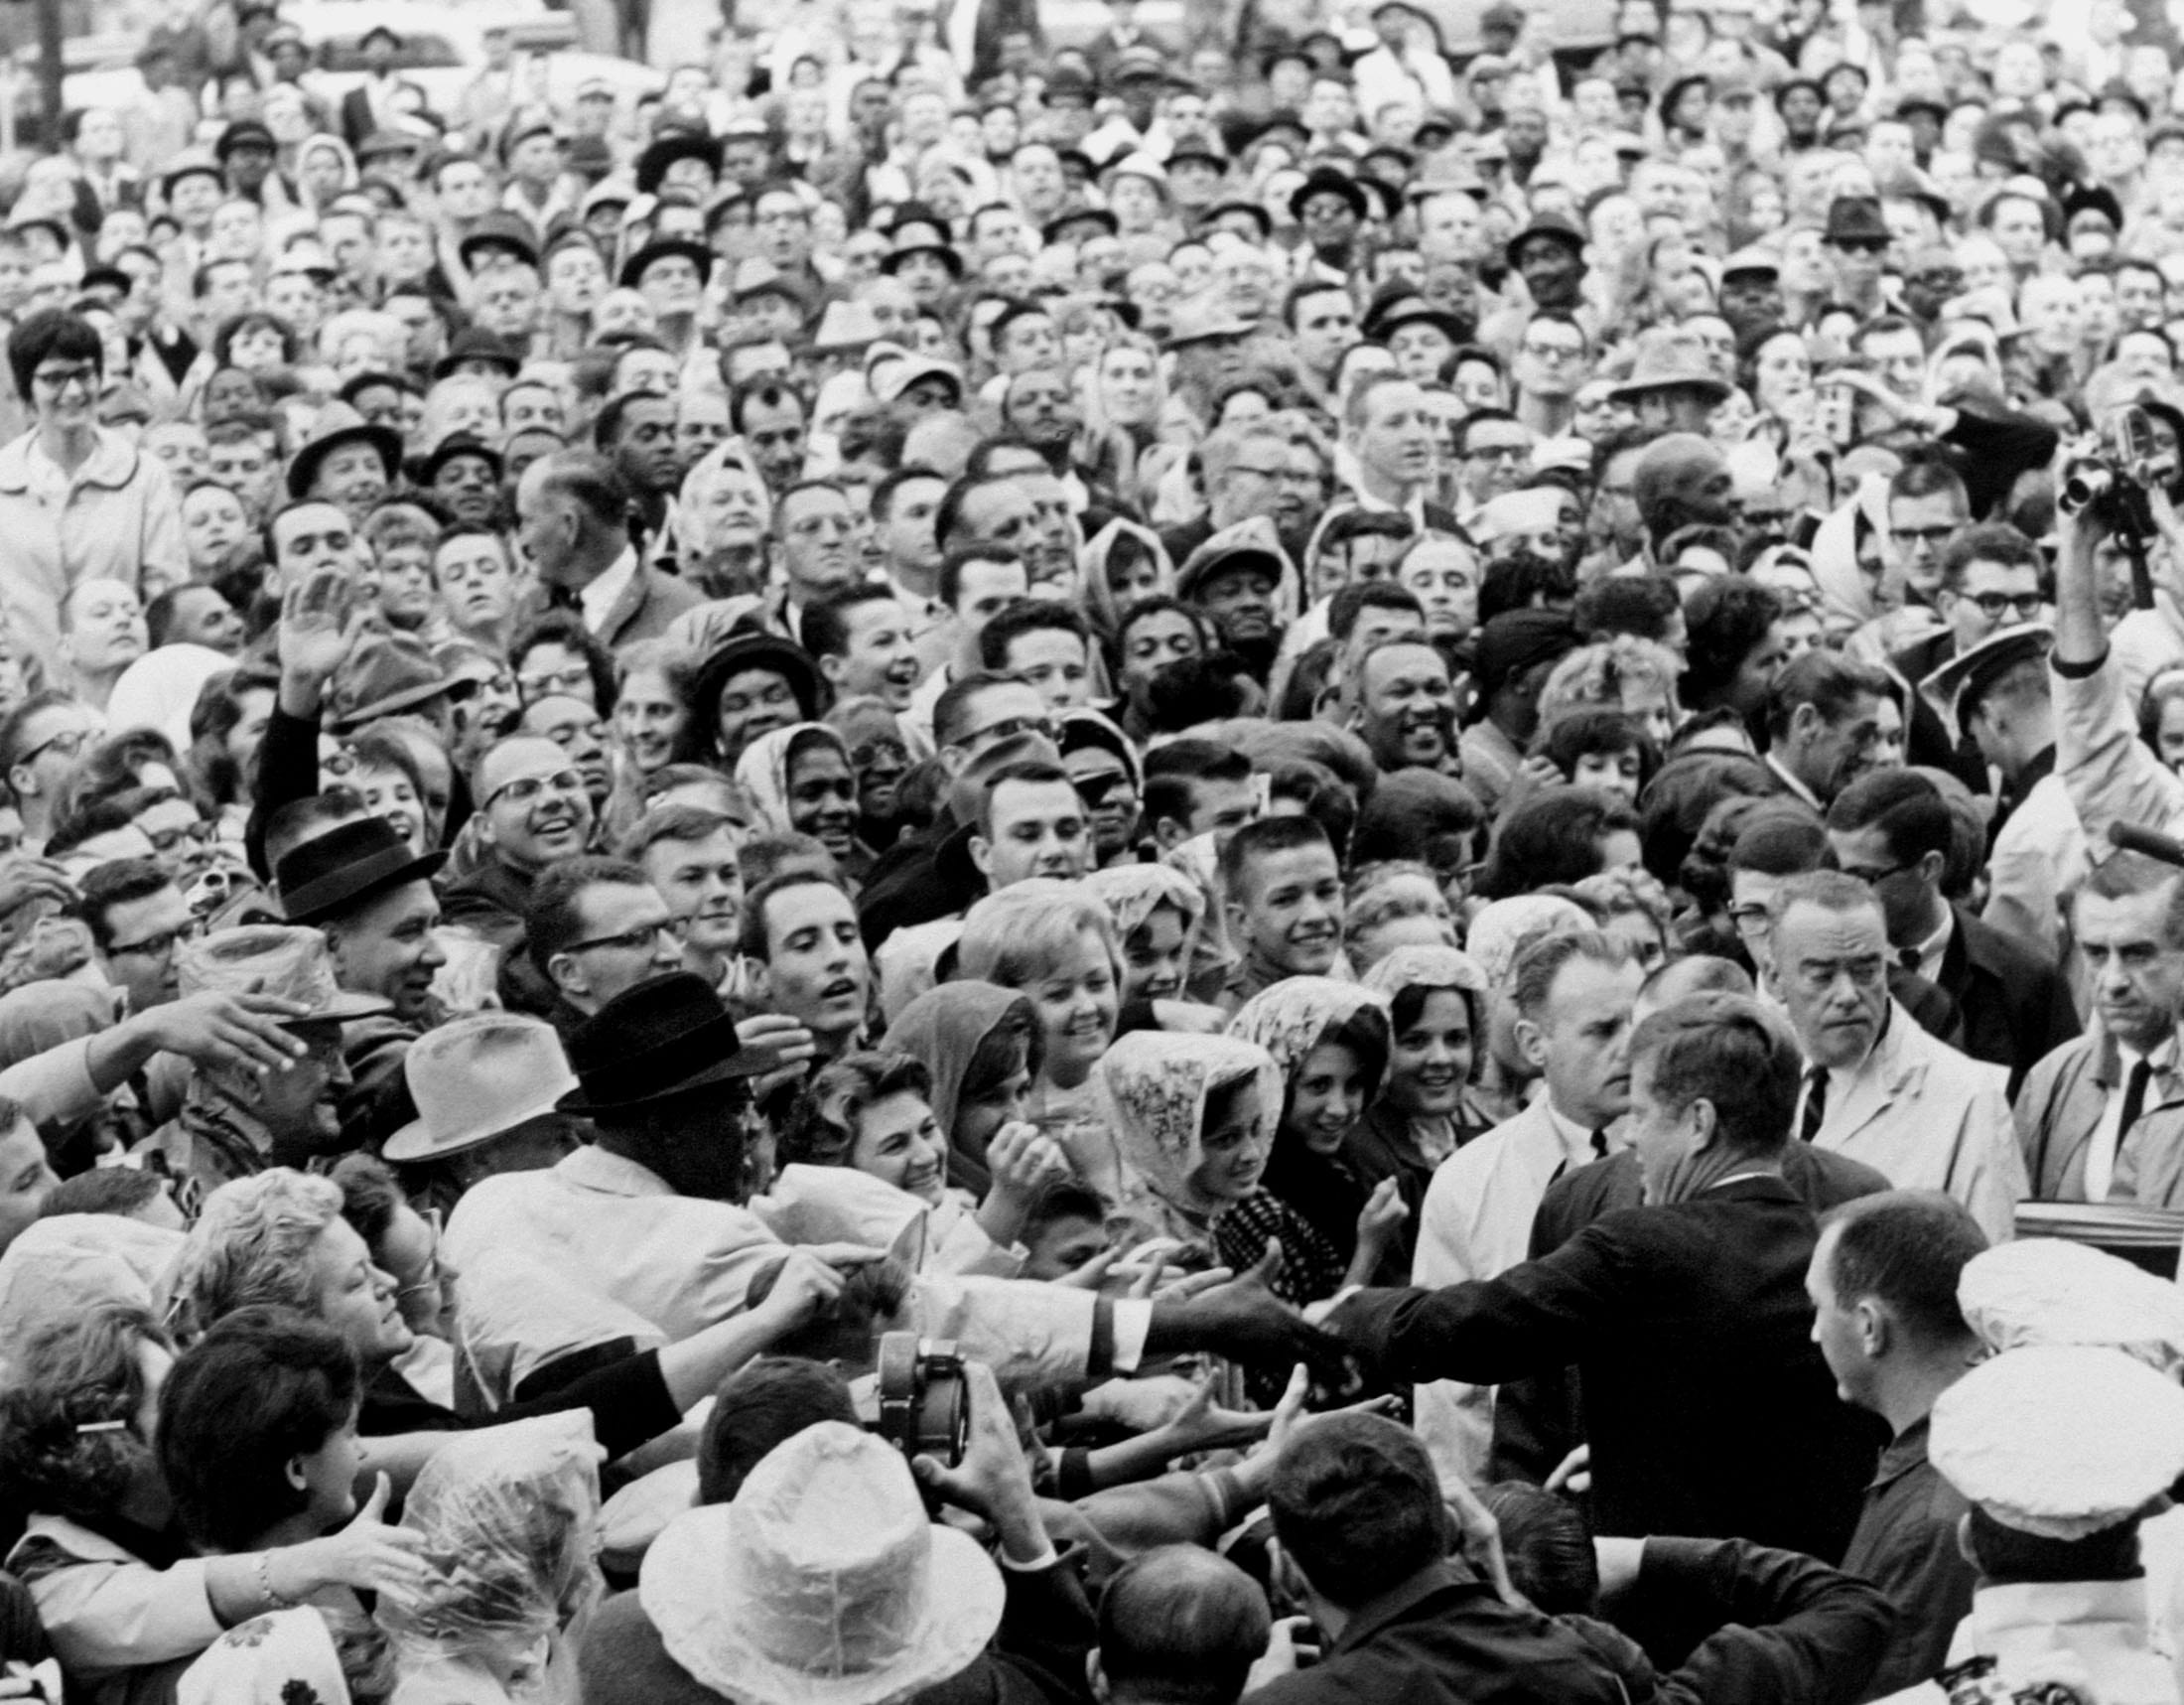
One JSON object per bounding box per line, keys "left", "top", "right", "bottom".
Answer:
{"left": 1875, "top": 1578, "right": 2180, "bottom": 1705}
{"left": 1807, "top": 1002, "right": 2025, "bottom": 1242}
{"left": 0, "top": 429, "right": 186, "bottom": 669}
{"left": 2054, "top": 653, "right": 2184, "bottom": 850}
{"left": 2014, "top": 1030, "right": 2184, "bottom": 1206}
{"left": 1981, "top": 768, "right": 2090, "bottom": 965}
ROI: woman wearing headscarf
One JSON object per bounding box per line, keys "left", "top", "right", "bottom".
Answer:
{"left": 733, "top": 723, "right": 870, "bottom": 887}
{"left": 1226, "top": 977, "right": 1408, "bottom": 1293}
{"left": 1081, "top": 862, "right": 1212, "bottom": 1022}
{"left": 1081, "top": 517, "right": 1176, "bottom": 647}
{"left": 1092, "top": 1029, "right": 1283, "bottom": 1261}
{"left": 1351, "top": 943, "right": 1494, "bottom": 1273}
{"left": 672, "top": 441, "right": 772, "bottom": 597}
{"left": 881, "top": 981, "right": 1044, "bottom": 1201}
{"left": 293, "top": 134, "right": 357, "bottom": 214}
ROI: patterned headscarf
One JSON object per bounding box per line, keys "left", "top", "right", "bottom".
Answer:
{"left": 1226, "top": 976, "right": 1391, "bottom": 1086}
{"left": 1095, "top": 1031, "right": 1282, "bottom": 1221}
{"left": 1359, "top": 943, "right": 1491, "bottom": 1008}
{"left": 734, "top": 723, "right": 850, "bottom": 836}
{"left": 1082, "top": 862, "right": 1204, "bottom": 944}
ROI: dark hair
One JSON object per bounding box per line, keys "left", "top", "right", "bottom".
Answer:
{"left": 1327, "top": 581, "right": 1424, "bottom": 643}
{"left": 1145, "top": 651, "right": 1257, "bottom": 734}
{"left": 696, "top": 1356, "right": 858, "bottom": 1504}
{"left": 526, "top": 855, "right": 652, "bottom": 978}
{"left": 44, "top": 795, "right": 140, "bottom": 861}
{"left": 979, "top": 600, "right": 1090, "bottom": 672}
{"left": 262, "top": 786, "right": 368, "bottom": 878}
{"left": 937, "top": 541, "right": 1024, "bottom": 610}
{"left": 1476, "top": 786, "right": 1641, "bottom": 901}
{"left": 799, "top": 585, "right": 902, "bottom": 661}
{"left": 1532, "top": 708, "right": 1660, "bottom": 793}
{"left": 1478, "top": 548, "right": 1578, "bottom": 625}
{"left": 1628, "top": 990, "right": 1801, "bottom": 1154}
{"left": 188, "top": 666, "right": 280, "bottom": 809}
{"left": 1825, "top": 768, "right": 1952, "bottom": 869}
{"left": 1117, "top": 594, "right": 1213, "bottom": 658}
{"left": 1572, "top": 576, "right": 1680, "bottom": 644}
{"left": 0, "top": 689, "right": 80, "bottom": 782}
{"left": 740, "top": 870, "right": 850, "bottom": 963}
{"left": 42, "top": 1167, "right": 168, "bottom": 1220}
{"left": 157, "top": 1305, "right": 361, "bottom": 1553}
{"left": 1098, "top": 1548, "right": 1273, "bottom": 1705}
{"left": 8, "top": 309, "right": 102, "bottom": 399}
{"left": 1821, "top": 1189, "right": 1987, "bottom": 1348}
{"left": 1681, "top": 577, "right": 1783, "bottom": 712}
{"left": 1764, "top": 649, "right": 1896, "bottom": 744}
{"left": 728, "top": 376, "right": 808, "bottom": 435}
{"left": 510, "top": 610, "right": 619, "bottom": 715}
{"left": 780, "top": 1050, "right": 933, "bottom": 1167}
{"left": 870, "top": 463, "right": 947, "bottom": 522}
{"left": 1266, "top": 1414, "right": 1449, "bottom": 1606}
{"left": 739, "top": 830, "right": 839, "bottom": 890}
{"left": 1142, "top": 738, "right": 1252, "bottom": 833}
{"left": 76, "top": 857, "right": 175, "bottom": 951}
{"left": 0, "top": 1303, "right": 169, "bottom": 1525}
{"left": 1267, "top": 760, "right": 1358, "bottom": 857}
{"left": 1938, "top": 521, "right": 2041, "bottom": 594}
{"left": 1219, "top": 812, "right": 1334, "bottom": 900}
{"left": 211, "top": 311, "right": 301, "bottom": 370}
{"left": 1481, "top": 1483, "right": 1598, "bottom": 1616}
{"left": 958, "top": 1000, "right": 1043, "bottom": 1109}
{"left": 329, "top": 1151, "right": 403, "bottom": 1250}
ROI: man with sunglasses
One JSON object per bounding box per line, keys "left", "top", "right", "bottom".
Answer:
{"left": 442, "top": 735, "right": 597, "bottom": 958}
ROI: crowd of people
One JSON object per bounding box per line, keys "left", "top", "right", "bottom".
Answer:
{"left": 0, "top": 0, "right": 2176, "bottom": 1696}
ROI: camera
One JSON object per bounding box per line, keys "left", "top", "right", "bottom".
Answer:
{"left": 2059, "top": 405, "right": 2178, "bottom": 538}
{"left": 873, "top": 1332, "right": 971, "bottom": 1468}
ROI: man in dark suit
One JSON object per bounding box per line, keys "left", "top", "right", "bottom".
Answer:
{"left": 1327, "top": 991, "right": 1885, "bottom": 1565}
{"left": 1888, "top": 519, "right": 2046, "bottom": 793}
{"left": 1825, "top": 768, "right": 2078, "bottom": 1094}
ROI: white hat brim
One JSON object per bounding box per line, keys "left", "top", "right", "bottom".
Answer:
{"left": 640, "top": 1501, "right": 1006, "bottom": 1705}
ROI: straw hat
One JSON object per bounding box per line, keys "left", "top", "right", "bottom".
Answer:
{"left": 176, "top": 925, "right": 389, "bottom": 1023}
{"left": 385, "top": 1013, "right": 580, "bottom": 1163}
{"left": 640, "top": 1421, "right": 1005, "bottom": 1705}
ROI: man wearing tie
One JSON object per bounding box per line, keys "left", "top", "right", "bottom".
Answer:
{"left": 1770, "top": 871, "right": 2025, "bottom": 1242}
{"left": 2016, "top": 852, "right": 2184, "bottom": 1205}
{"left": 1410, "top": 927, "right": 1640, "bottom": 1483}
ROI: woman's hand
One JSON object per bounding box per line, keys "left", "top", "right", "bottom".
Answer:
{"left": 1353, "top": 1178, "right": 1408, "bottom": 1251}
{"left": 282, "top": 1475, "right": 433, "bottom": 1606}
{"left": 1153, "top": 1374, "right": 1277, "bottom": 1457}
{"left": 977, "top": 1121, "right": 1071, "bottom": 1246}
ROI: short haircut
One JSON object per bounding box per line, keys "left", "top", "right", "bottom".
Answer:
{"left": 1628, "top": 990, "right": 1801, "bottom": 1154}
{"left": 1267, "top": 1414, "right": 1449, "bottom": 1606}
{"left": 1764, "top": 649, "right": 1896, "bottom": 744}
{"left": 592, "top": 387, "right": 669, "bottom": 449}
{"left": 527, "top": 855, "right": 653, "bottom": 977}
{"left": 938, "top": 540, "right": 1023, "bottom": 610}
{"left": 932, "top": 669, "right": 1026, "bottom": 751}
{"left": 1938, "top": 521, "right": 2041, "bottom": 593}
{"left": 157, "top": 1305, "right": 360, "bottom": 1552}
{"left": 1508, "top": 927, "right": 1630, "bottom": 1022}
{"left": 1885, "top": 451, "right": 1970, "bottom": 512}
{"left": 1825, "top": 768, "right": 1952, "bottom": 869}
{"left": 76, "top": 857, "right": 177, "bottom": 950}
{"left": 1219, "top": 812, "right": 1334, "bottom": 900}
{"left": 978, "top": 600, "right": 1089, "bottom": 672}
{"left": 696, "top": 1356, "right": 859, "bottom": 1504}
{"left": 43, "top": 796, "right": 139, "bottom": 861}
{"left": 1475, "top": 787, "right": 1641, "bottom": 901}
{"left": 1821, "top": 1189, "right": 1989, "bottom": 1348}
{"left": 728, "top": 376, "right": 807, "bottom": 435}
{"left": 1142, "top": 737, "right": 1252, "bottom": 831}
{"left": 781, "top": 1050, "right": 932, "bottom": 1167}
{"left": 935, "top": 472, "right": 1027, "bottom": 550}
{"left": 617, "top": 802, "right": 738, "bottom": 863}
{"left": 527, "top": 449, "right": 631, "bottom": 531}
{"left": 870, "top": 464, "right": 946, "bottom": 522}
{"left": 1572, "top": 575, "right": 1681, "bottom": 645}
{"left": 801, "top": 584, "right": 901, "bottom": 660}
{"left": 262, "top": 787, "right": 368, "bottom": 879}
{"left": 41, "top": 1167, "right": 167, "bottom": 1220}
{"left": 977, "top": 759, "right": 1076, "bottom": 838}
{"left": 740, "top": 869, "right": 850, "bottom": 963}
{"left": 1098, "top": 1548, "right": 1273, "bottom": 1705}
{"left": 1327, "top": 581, "right": 1424, "bottom": 643}
{"left": 1765, "top": 866, "right": 1883, "bottom": 929}
{"left": 1482, "top": 1482, "right": 1598, "bottom": 1617}
{"left": 1682, "top": 577, "right": 1783, "bottom": 708}
{"left": 0, "top": 688, "right": 79, "bottom": 778}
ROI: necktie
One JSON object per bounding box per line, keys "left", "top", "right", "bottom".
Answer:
{"left": 546, "top": 582, "right": 581, "bottom": 613}
{"left": 2087, "top": 1057, "right": 2155, "bottom": 1201}
{"left": 1799, "top": 1066, "right": 1828, "bottom": 1143}
{"left": 1897, "top": 947, "right": 1923, "bottom": 974}
{"left": 1590, "top": 1127, "right": 1610, "bottom": 1160}
{"left": 2119, "top": 1057, "right": 2155, "bottom": 1142}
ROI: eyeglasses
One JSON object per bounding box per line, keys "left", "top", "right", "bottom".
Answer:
{"left": 20, "top": 726, "right": 91, "bottom": 766}
{"left": 32, "top": 363, "right": 98, "bottom": 395}
{"left": 109, "top": 917, "right": 205, "bottom": 959}
{"left": 1964, "top": 590, "right": 2044, "bottom": 622}
{"left": 566, "top": 917, "right": 686, "bottom": 954}
{"left": 517, "top": 663, "right": 594, "bottom": 700}
{"left": 1837, "top": 857, "right": 1917, "bottom": 887}
{"left": 1521, "top": 343, "right": 1584, "bottom": 362}
{"left": 957, "top": 713, "right": 1056, "bottom": 750}
{"left": 482, "top": 769, "right": 585, "bottom": 809}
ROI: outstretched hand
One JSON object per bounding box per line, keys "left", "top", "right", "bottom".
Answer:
{"left": 1148, "top": 1241, "right": 1347, "bottom": 1382}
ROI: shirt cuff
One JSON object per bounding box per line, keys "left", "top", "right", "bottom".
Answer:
{"left": 1109, "top": 1299, "right": 1154, "bottom": 1374}
{"left": 2054, "top": 646, "right": 2109, "bottom": 679}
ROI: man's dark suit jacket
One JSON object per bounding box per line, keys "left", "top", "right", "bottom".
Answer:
{"left": 1489, "top": 1144, "right": 1892, "bottom": 1487}
{"left": 1246, "top": 1562, "right": 1630, "bottom": 1705}
{"left": 1332, "top": 1176, "right": 1884, "bottom": 1564}
{"left": 1931, "top": 903, "right": 2080, "bottom": 1095}
{"left": 1889, "top": 629, "right": 1987, "bottom": 794}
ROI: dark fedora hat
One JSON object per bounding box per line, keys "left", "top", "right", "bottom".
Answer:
{"left": 618, "top": 237, "right": 717, "bottom": 290}
{"left": 691, "top": 632, "right": 826, "bottom": 739}
{"left": 434, "top": 326, "right": 523, "bottom": 381}
{"left": 277, "top": 815, "right": 448, "bottom": 925}
{"left": 457, "top": 210, "right": 541, "bottom": 273}
{"left": 412, "top": 431, "right": 504, "bottom": 487}
{"left": 286, "top": 406, "right": 404, "bottom": 500}
{"left": 635, "top": 128, "right": 722, "bottom": 196}
{"left": 1822, "top": 195, "right": 1890, "bottom": 245}
{"left": 560, "top": 971, "right": 773, "bottom": 1115}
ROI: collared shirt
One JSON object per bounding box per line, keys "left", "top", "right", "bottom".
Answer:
{"left": 1903, "top": 906, "right": 1954, "bottom": 988}
{"left": 1766, "top": 752, "right": 1823, "bottom": 810}
{"left": 579, "top": 546, "right": 639, "bottom": 636}
{"left": 2087, "top": 1034, "right": 2177, "bottom": 1201}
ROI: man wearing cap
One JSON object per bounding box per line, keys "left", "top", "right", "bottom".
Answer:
{"left": 1489, "top": 211, "right": 1591, "bottom": 354}
{"left": 139, "top": 925, "right": 387, "bottom": 1211}
{"left": 275, "top": 814, "right": 449, "bottom": 1145}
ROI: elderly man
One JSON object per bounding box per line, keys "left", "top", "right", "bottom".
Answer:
{"left": 1329, "top": 991, "right": 1887, "bottom": 1562}
{"left": 1767, "top": 871, "right": 2024, "bottom": 1240}
{"left": 515, "top": 450, "right": 701, "bottom": 648}
{"left": 1764, "top": 651, "right": 1905, "bottom": 810}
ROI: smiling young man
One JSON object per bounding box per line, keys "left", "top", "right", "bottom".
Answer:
{"left": 623, "top": 803, "right": 747, "bottom": 992}
{"left": 1350, "top": 639, "right": 1459, "bottom": 775}
{"left": 1220, "top": 814, "right": 1345, "bottom": 1006}
{"left": 970, "top": 762, "right": 1092, "bottom": 891}
{"left": 979, "top": 601, "right": 1096, "bottom": 712}
{"left": 806, "top": 585, "right": 921, "bottom": 711}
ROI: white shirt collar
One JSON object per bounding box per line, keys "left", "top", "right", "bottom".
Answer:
{"left": 578, "top": 546, "right": 640, "bottom": 635}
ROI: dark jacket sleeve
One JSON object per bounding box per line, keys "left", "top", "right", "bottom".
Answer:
{"left": 1329, "top": 1218, "right": 1632, "bottom": 1388}
{"left": 1942, "top": 407, "right": 2059, "bottom": 520}
{"left": 1485, "top": 1176, "right": 1600, "bottom": 1485}
{"left": 1614, "top": 1537, "right": 1894, "bottom": 1705}
{"left": 986, "top": 1553, "right": 1100, "bottom": 1705}
{"left": 493, "top": 1348, "right": 683, "bottom": 1462}
{"left": 243, "top": 701, "right": 323, "bottom": 879}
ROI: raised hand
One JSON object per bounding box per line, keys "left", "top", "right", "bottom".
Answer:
{"left": 278, "top": 566, "right": 363, "bottom": 693}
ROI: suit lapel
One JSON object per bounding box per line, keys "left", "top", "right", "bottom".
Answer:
{"left": 1828, "top": 1008, "right": 1924, "bottom": 1145}
{"left": 599, "top": 568, "right": 646, "bottom": 648}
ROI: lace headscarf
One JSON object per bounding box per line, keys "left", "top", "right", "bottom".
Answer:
{"left": 881, "top": 981, "right": 1041, "bottom": 1197}
{"left": 1360, "top": 944, "right": 1493, "bottom": 1159}
{"left": 735, "top": 723, "right": 850, "bottom": 836}
{"left": 1082, "top": 863, "right": 1203, "bottom": 945}
{"left": 1095, "top": 1031, "right": 1282, "bottom": 1232}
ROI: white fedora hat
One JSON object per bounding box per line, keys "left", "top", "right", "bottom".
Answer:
{"left": 640, "top": 1421, "right": 1004, "bottom": 1705}
{"left": 384, "top": 1012, "right": 580, "bottom": 1164}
